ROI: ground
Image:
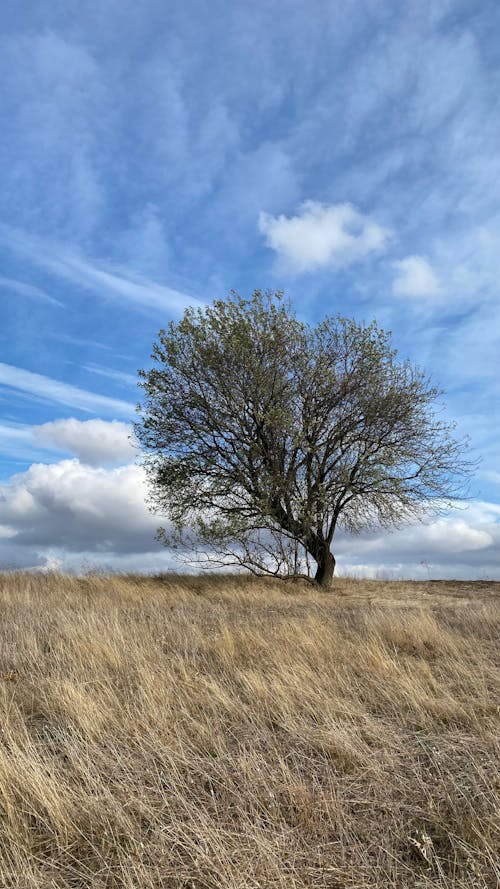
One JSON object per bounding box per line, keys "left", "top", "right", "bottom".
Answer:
{"left": 0, "top": 573, "right": 498, "bottom": 888}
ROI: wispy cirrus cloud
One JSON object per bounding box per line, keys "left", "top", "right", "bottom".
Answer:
{"left": 259, "top": 201, "right": 390, "bottom": 274}
{"left": 83, "top": 364, "right": 137, "bottom": 388}
{"left": 0, "top": 224, "right": 201, "bottom": 315}
{"left": 0, "top": 30, "right": 106, "bottom": 240}
{"left": 0, "top": 363, "right": 133, "bottom": 417}
{"left": 0, "top": 275, "right": 63, "bottom": 307}
{"left": 0, "top": 1, "right": 498, "bottom": 576}
{"left": 0, "top": 421, "right": 49, "bottom": 465}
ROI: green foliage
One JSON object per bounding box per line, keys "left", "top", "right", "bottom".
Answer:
{"left": 136, "top": 291, "right": 471, "bottom": 586}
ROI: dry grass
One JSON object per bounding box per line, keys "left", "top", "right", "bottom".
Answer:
{"left": 0, "top": 572, "right": 498, "bottom": 888}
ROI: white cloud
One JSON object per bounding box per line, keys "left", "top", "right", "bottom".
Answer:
{"left": 0, "top": 423, "right": 33, "bottom": 447}
{"left": 335, "top": 503, "right": 500, "bottom": 579}
{"left": 0, "top": 224, "right": 201, "bottom": 315}
{"left": 0, "top": 31, "right": 105, "bottom": 238}
{"left": 214, "top": 143, "right": 299, "bottom": 238}
{"left": 258, "top": 201, "right": 390, "bottom": 273}
{"left": 343, "top": 517, "right": 493, "bottom": 558}
{"left": 114, "top": 203, "right": 171, "bottom": 278}
{"left": 0, "top": 460, "right": 161, "bottom": 568}
{"left": 392, "top": 255, "right": 442, "bottom": 298}
{"left": 0, "top": 422, "right": 48, "bottom": 464}
{"left": 0, "top": 449, "right": 498, "bottom": 578}
{"left": 0, "top": 363, "right": 132, "bottom": 417}
{"left": 483, "top": 470, "right": 500, "bottom": 485}
{"left": 0, "top": 417, "right": 137, "bottom": 467}
{"left": 84, "top": 364, "right": 137, "bottom": 387}
{"left": 0, "top": 275, "right": 63, "bottom": 307}
{"left": 34, "top": 419, "right": 137, "bottom": 466}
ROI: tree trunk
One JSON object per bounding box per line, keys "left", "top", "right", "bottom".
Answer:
{"left": 314, "top": 549, "right": 336, "bottom": 589}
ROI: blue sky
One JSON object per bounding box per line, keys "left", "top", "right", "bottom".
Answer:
{"left": 1, "top": 0, "right": 499, "bottom": 576}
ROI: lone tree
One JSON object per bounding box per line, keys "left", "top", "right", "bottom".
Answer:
{"left": 136, "top": 291, "right": 470, "bottom": 588}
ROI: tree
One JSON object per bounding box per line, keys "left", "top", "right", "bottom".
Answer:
{"left": 135, "top": 291, "right": 471, "bottom": 588}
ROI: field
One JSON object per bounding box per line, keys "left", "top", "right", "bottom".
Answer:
{"left": 0, "top": 573, "right": 498, "bottom": 888}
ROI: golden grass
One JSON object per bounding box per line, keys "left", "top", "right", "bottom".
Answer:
{"left": 0, "top": 572, "right": 498, "bottom": 888}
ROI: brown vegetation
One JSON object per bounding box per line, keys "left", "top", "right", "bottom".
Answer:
{"left": 0, "top": 572, "right": 498, "bottom": 887}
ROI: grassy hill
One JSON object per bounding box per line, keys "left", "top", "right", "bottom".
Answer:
{"left": 0, "top": 573, "right": 498, "bottom": 888}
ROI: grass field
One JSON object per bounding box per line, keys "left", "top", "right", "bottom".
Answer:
{"left": 0, "top": 572, "right": 498, "bottom": 888}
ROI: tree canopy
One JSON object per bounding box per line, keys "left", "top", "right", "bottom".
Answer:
{"left": 136, "top": 291, "right": 471, "bottom": 587}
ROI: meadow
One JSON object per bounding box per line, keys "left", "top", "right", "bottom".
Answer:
{"left": 0, "top": 572, "right": 498, "bottom": 888}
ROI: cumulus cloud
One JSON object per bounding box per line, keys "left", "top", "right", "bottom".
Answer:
{"left": 0, "top": 459, "right": 162, "bottom": 570}
{"left": 34, "top": 419, "right": 137, "bottom": 466}
{"left": 258, "top": 201, "right": 390, "bottom": 273}
{"left": 0, "top": 451, "right": 499, "bottom": 578}
{"left": 335, "top": 503, "right": 500, "bottom": 579}
{"left": 392, "top": 255, "right": 442, "bottom": 298}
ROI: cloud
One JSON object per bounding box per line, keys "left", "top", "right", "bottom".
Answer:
{"left": 113, "top": 203, "right": 171, "bottom": 278}
{"left": 0, "top": 445, "right": 498, "bottom": 578}
{"left": 392, "top": 255, "right": 442, "bottom": 298}
{"left": 0, "top": 275, "right": 63, "bottom": 307}
{"left": 335, "top": 502, "right": 500, "bottom": 579}
{"left": 259, "top": 201, "right": 390, "bottom": 273}
{"left": 0, "top": 31, "right": 105, "bottom": 238}
{"left": 0, "top": 460, "right": 163, "bottom": 569}
{"left": 483, "top": 470, "right": 500, "bottom": 486}
{"left": 214, "top": 143, "right": 299, "bottom": 237}
{"left": 0, "top": 422, "right": 50, "bottom": 464}
{"left": 34, "top": 419, "right": 137, "bottom": 466}
{"left": 83, "top": 364, "right": 137, "bottom": 388}
{"left": 0, "top": 363, "right": 133, "bottom": 417}
{"left": 346, "top": 518, "right": 493, "bottom": 558}
{"left": 0, "top": 4, "right": 498, "bottom": 575}
{"left": 0, "top": 224, "right": 201, "bottom": 315}
{"left": 0, "top": 418, "right": 137, "bottom": 466}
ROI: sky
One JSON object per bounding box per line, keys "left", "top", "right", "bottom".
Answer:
{"left": 0, "top": 0, "right": 499, "bottom": 578}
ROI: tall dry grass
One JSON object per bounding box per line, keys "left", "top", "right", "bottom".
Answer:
{"left": 0, "top": 572, "right": 498, "bottom": 888}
